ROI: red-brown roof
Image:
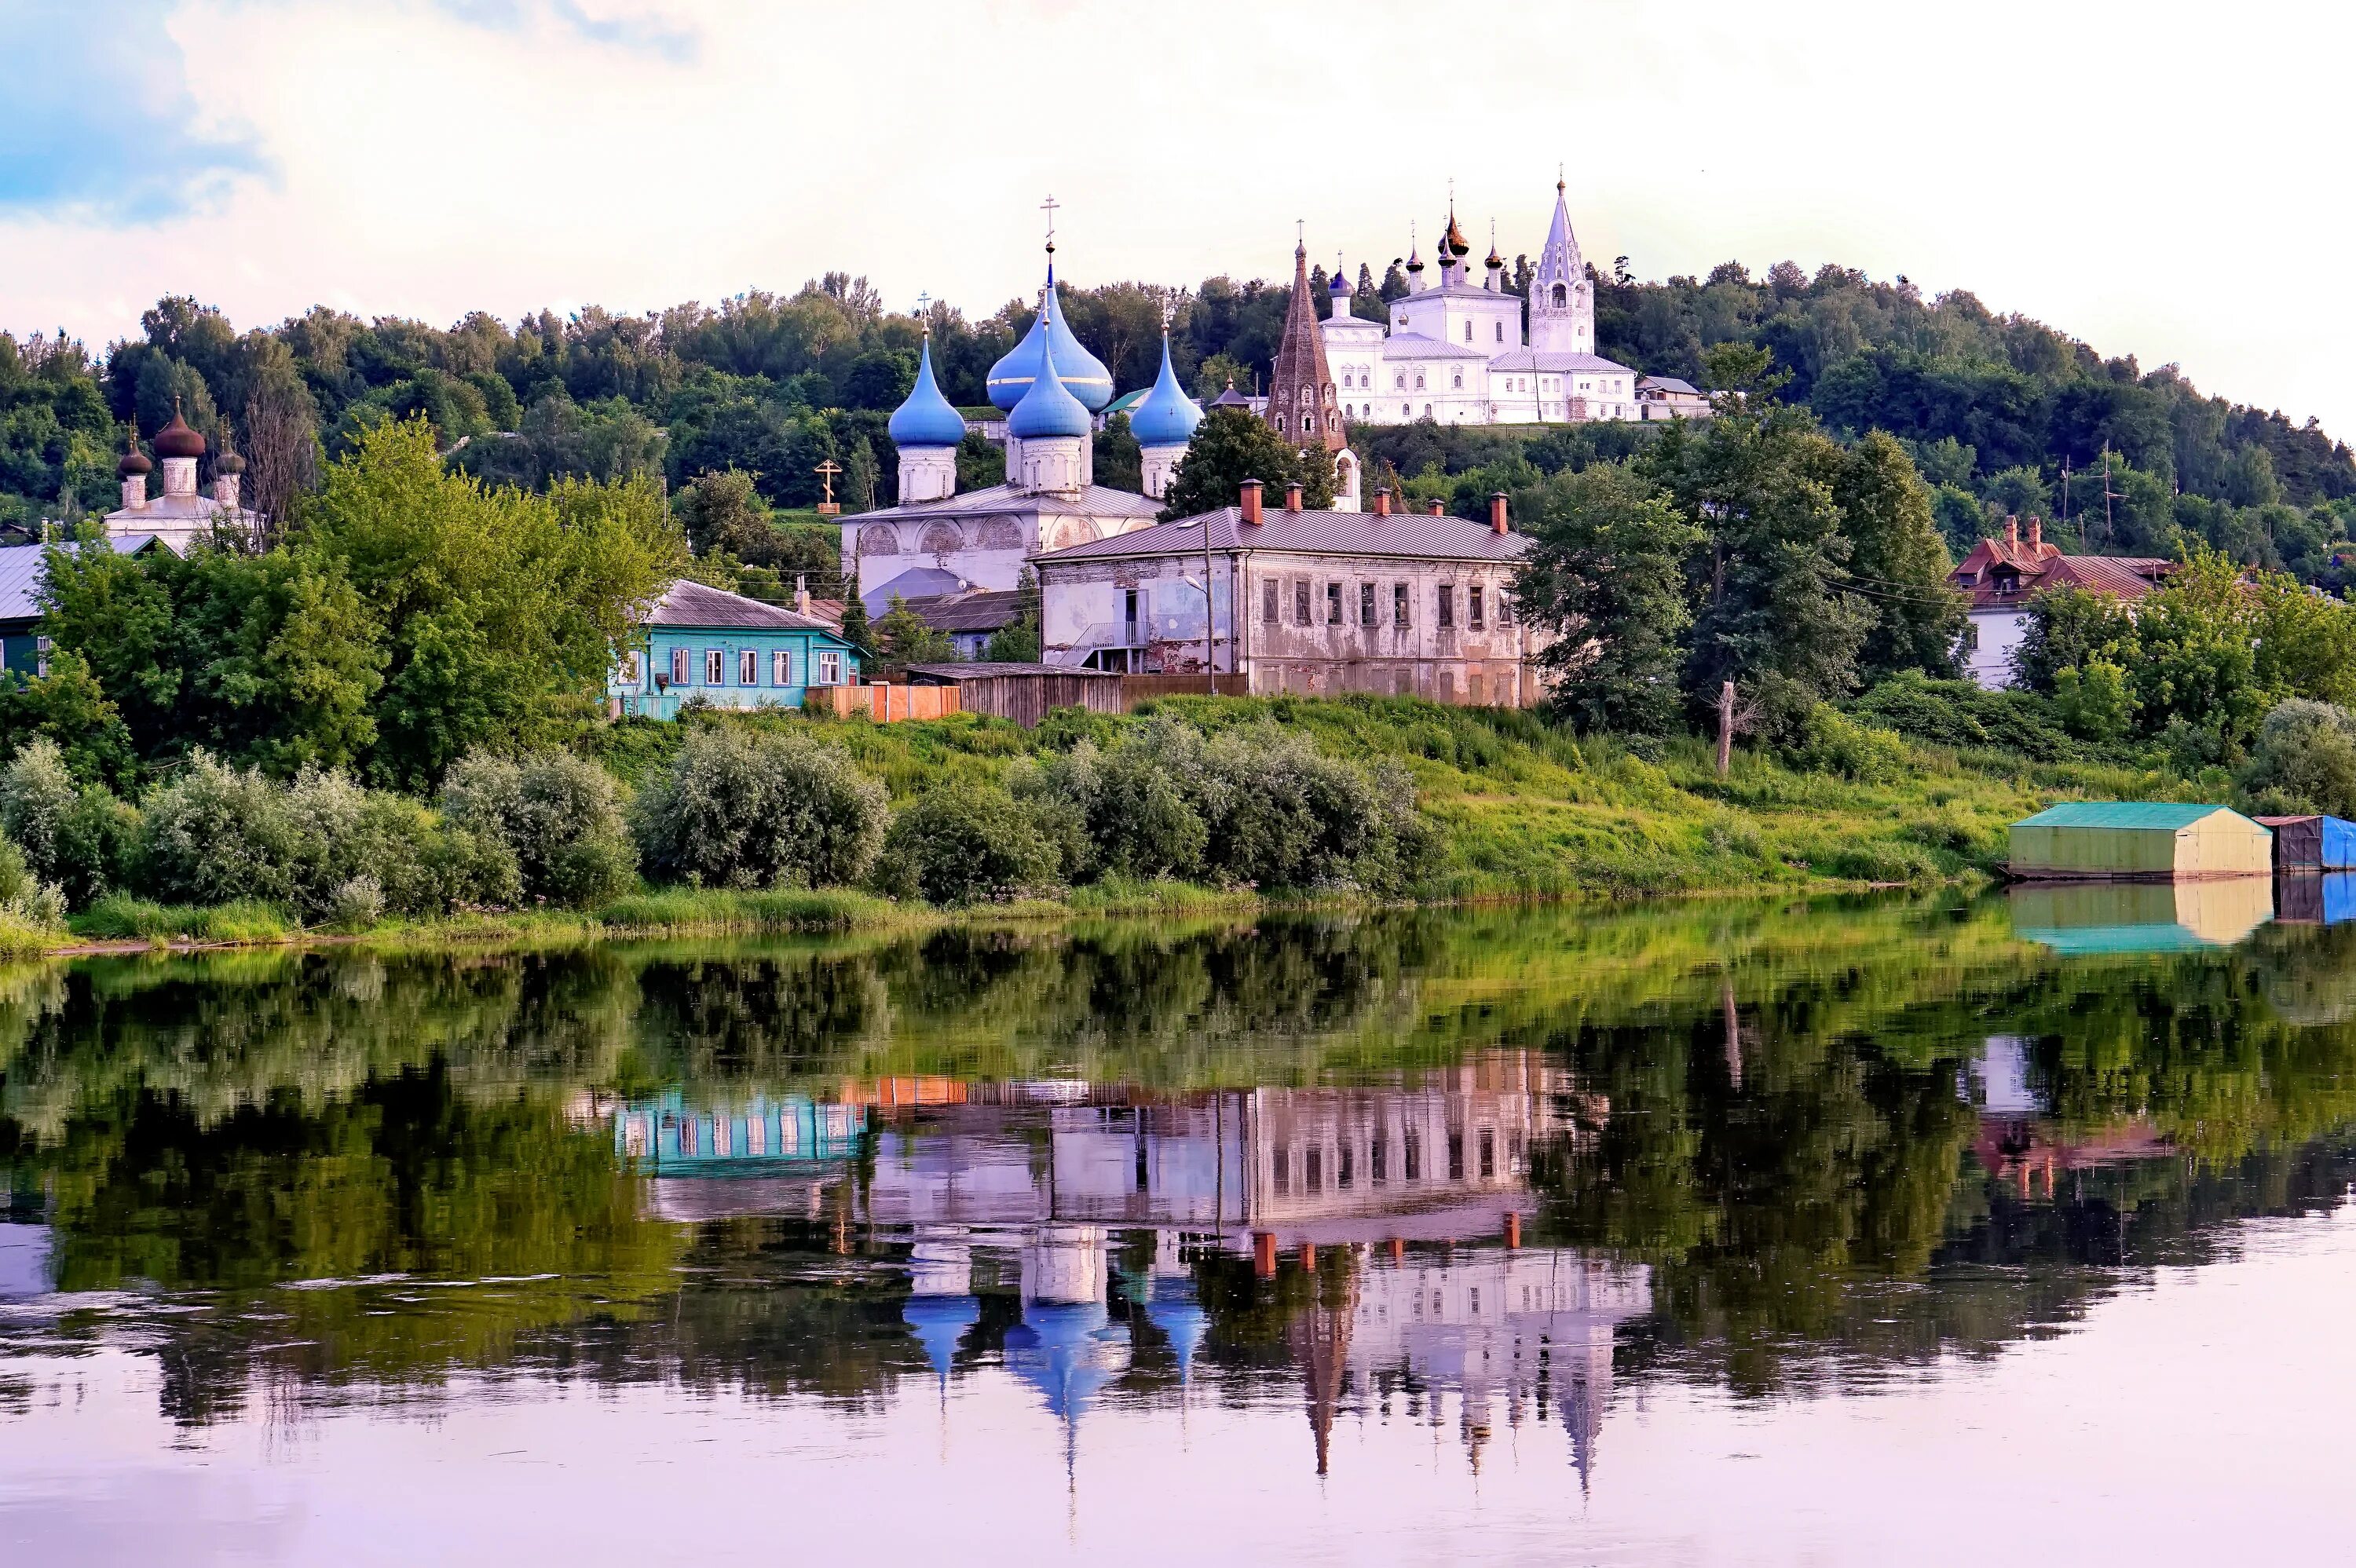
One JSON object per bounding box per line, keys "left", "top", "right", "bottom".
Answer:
{"left": 1948, "top": 539, "right": 2171, "bottom": 610}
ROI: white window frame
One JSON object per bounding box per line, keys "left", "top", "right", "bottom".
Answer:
{"left": 704, "top": 649, "right": 723, "bottom": 685}
{"left": 738, "top": 649, "right": 758, "bottom": 685}
{"left": 817, "top": 650, "right": 842, "bottom": 685}
{"left": 619, "top": 650, "right": 642, "bottom": 685}
{"left": 773, "top": 649, "right": 792, "bottom": 685}
{"left": 670, "top": 646, "right": 689, "bottom": 685}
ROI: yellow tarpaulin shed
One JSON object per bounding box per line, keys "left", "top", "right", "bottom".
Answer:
{"left": 2008, "top": 802, "right": 2273, "bottom": 880}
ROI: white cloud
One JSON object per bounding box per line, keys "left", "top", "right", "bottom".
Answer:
{"left": 2, "top": 0, "right": 2348, "bottom": 439}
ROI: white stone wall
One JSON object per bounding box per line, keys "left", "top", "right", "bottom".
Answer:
{"left": 897, "top": 447, "right": 956, "bottom": 503}
{"left": 1963, "top": 608, "right": 2027, "bottom": 689}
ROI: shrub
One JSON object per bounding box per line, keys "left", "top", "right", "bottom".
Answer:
{"left": 442, "top": 749, "right": 636, "bottom": 906}
{"left": 2239, "top": 699, "right": 2356, "bottom": 818}
{"left": 283, "top": 768, "right": 520, "bottom": 919}
{"left": 1018, "top": 717, "right": 1431, "bottom": 894}
{"left": 873, "top": 785, "right": 1065, "bottom": 905}
{"left": 631, "top": 727, "right": 887, "bottom": 889}
{"left": 0, "top": 839, "right": 64, "bottom": 927}
{"left": 328, "top": 874, "right": 386, "bottom": 930}
{"left": 2052, "top": 661, "right": 2131, "bottom": 743}
{"left": 1843, "top": 672, "right": 2076, "bottom": 761}
{"left": 138, "top": 752, "right": 302, "bottom": 910}
{"left": 1785, "top": 706, "right": 1910, "bottom": 784}
{"left": 0, "top": 736, "right": 138, "bottom": 908}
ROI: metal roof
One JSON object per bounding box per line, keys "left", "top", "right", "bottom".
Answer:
{"left": 0, "top": 545, "right": 43, "bottom": 625}
{"left": 1377, "top": 333, "right": 1490, "bottom": 361}
{"left": 645, "top": 579, "right": 846, "bottom": 634}
{"left": 1487, "top": 349, "right": 1637, "bottom": 374}
{"left": 2012, "top": 802, "right": 2254, "bottom": 831}
{"left": 1032, "top": 506, "right": 1531, "bottom": 566}
{"left": 1639, "top": 376, "right": 1701, "bottom": 396}
{"left": 902, "top": 588, "right": 1025, "bottom": 633}
{"left": 856, "top": 482, "right": 1162, "bottom": 524}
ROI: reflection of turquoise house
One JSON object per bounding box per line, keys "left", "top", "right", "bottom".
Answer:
{"left": 609, "top": 579, "right": 861, "bottom": 721}
{"left": 614, "top": 1091, "right": 865, "bottom": 1171}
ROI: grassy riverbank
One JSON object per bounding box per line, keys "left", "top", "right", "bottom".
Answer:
{"left": 0, "top": 693, "right": 2189, "bottom": 959}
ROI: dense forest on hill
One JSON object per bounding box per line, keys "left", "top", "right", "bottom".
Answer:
{"left": 4, "top": 254, "right": 2352, "bottom": 583}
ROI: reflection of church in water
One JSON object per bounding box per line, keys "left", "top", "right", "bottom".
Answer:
{"left": 605, "top": 1051, "right": 1652, "bottom": 1483}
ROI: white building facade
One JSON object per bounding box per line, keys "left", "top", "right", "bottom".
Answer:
{"left": 1326, "top": 188, "right": 1642, "bottom": 429}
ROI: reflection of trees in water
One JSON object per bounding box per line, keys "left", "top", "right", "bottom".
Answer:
{"left": 9, "top": 901, "right": 2356, "bottom": 1427}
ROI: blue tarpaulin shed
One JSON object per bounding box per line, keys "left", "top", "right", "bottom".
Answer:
{"left": 2254, "top": 815, "right": 2356, "bottom": 870}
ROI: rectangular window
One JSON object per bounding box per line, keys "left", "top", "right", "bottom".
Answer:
{"left": 1469, "top": 586, "right": 1484, "bottom": 630}
{"left": 1294, "top": 579, "right": 1311, "bottom": 625}
{"left": 1499, "top": 592, "right": 1515, "bottom": 627}
{"left": 1273, "top": 1147, "right": 1289, "bottom": 1194}
{"left": 670, "top": 647, "right": 689, "bottom": 685}
{"left": 1403, "top": 1128, "right": 1421, "bottom": 1182}
{"left": 1370, "top": 1137, "right": 1387, "bottom": 1182}
{"left": 1263, "top": 579, "right": 1279, "bottom": 623}
{"left": 1448, "top": 1132, "right": 1465, "bottom": 1181}
{"left": 1304, "top": 1146, "right": 1322, "bottom": 1193}
{"left": 773, "top": 649, "right": 792, "bottom": 685}
{"left": 1394, "top": 583, "right": 1410, "bottom": 628}
{"left": 1337, "top": 1144, "right": 1353, "bottom": 1190}
{"left": 738, "top": 649, "right": 758, "bottom": 685}
{"left": 703, "top": 649, "right": 723, "bottom": 685}
{"left": 818, "top": 650, "right": 841, "bottom": 685}
{"left": 1479, "top": 1129, "right": 1495, "bottom": 1179}
{"left": 619, "top": 650, "right": 642, "bottom": 685}
{"left": 1326, "top": 582, "right": 1342, "bottom": 625}
{"left": 1125, "top": 588, "right": 1140, "bottom": 641}
{"left": 1359, "top": 583, "right": 1376, "bottom": 627}
{"left": 1436, "top": 586, "right": 1455, "bottom": 629}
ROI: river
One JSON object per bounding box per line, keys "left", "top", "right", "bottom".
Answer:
{"left": 2, "top": 885, "right": 2353, "bottom": 1563}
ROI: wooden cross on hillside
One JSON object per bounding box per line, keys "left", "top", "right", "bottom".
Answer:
{"left": 814, "top": 459, "right": 843, "bottom": 517}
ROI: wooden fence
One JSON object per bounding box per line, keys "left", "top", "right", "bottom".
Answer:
{"left": 1118, "top": 674, "right": 1251, "bottom": 708}
{"left": 806, "top": 684, "right": 963, "bottom": 723}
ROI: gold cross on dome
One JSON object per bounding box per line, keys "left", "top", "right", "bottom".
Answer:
{"left": 1041, "top": 194, "right": 1059, "bottom": 245}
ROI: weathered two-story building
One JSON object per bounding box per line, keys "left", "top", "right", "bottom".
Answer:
{"left": 1031, "top": 480, "right": 1549, "bottom": 705}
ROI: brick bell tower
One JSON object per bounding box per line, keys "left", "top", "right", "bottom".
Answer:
{"left": 1264, "top": 228, "right": 1359, "bottom": 508}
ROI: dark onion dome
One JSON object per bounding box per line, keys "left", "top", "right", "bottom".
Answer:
{"left": 1328, "top": 267, "right": 1352, "bottom": 295}
{"left": 1404, "top": 242, "right": 1423, "bottom": 274}
{"left": 986, "top": 255, "right": 1114, "bottom": 414}
{"left": 152, "top": 405, "right": 207, "bottom": 458}
{"left": 1209, "top": 378, "right": 1252, "bottom": 409}
{"left": 1485, "top": 243, "right": 1504, "bottom": 269}
{"left": 887, "top": 334, "right": 968, "bottom": 448}
{"left": 1443, "top": 212, "right": 1470, "bottom": 258}
{"left": 215, "top": 448, "right": 247, "bottom": 475}
{"left": 1006, "top": 334, "right": 1092, "bottom": 441}
{"left": 117, "top": 429, "right": 152, "bottom": 477}
{"left": 1128, "top": 332, "right": 1205, "bottom": 448}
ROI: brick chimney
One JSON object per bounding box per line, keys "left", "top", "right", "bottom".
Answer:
{"left": 795, "top": 573, "right": 811, "bottom": 613}
{"left": 1490, "top": 492, "right": 1509, "bottom": 535}
{"left": 2027, "top": 517, "right": 2043, "bottom": 550}
{"left": 1239, "top": 478, "right": 1263, "bottom": 525}
{"left": 1427, "top": 499, "right": 1445, "bottom": 517}
{"left": 1284, "top": 480, "right": 1303, "bottom": 512}
{"left": 2004, "top": 515, "right": 2019, "bottom": 546}
{"left": 1373, "top": 486, "right": 1392, "bottom": 517}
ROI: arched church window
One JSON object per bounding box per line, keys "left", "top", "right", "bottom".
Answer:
{"left": 1463, "top": 322, "right": 1472, "bottom": 343}
{"left": 1552, "top": 283, "right": 1567, "bottom": 308}
{"left": 1395, "top": 372, "right": 1405, "bottom": 389}
{"left": 1414, "top": 373, "right": 1425, "bottom": 389}
{"left": 1495, "top": 322, "right": 1504, "bottom": 342}
{"left": 1305, "top": 415, "right": 1318, "bottom": 434}
{"left": 1451, "top": 373, "right": 1462, "bottom": 389}
{"left": 1402, "top": 403, "right": 1411, "bottom": 417}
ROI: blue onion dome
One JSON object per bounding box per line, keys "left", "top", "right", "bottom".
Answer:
{"left": 986, "top": 254, "right": 1115, "bottom": 413}
{"left": 1328, "top": 269, "right": 1352, "bottom": 296}
{"left": 1007, "top": 333, "right": 1092, "bottom": 440}
{"left": 1128, "top": 333, "right": 1203, "bottom": 448}
{"left": 888, "top": 334, "right": 967, "bottom": 448}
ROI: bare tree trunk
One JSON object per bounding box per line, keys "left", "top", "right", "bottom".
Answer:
{"left": 1717, "top": 679, "right": 1735, "bottom": 777}
{"left": 243, "top": 375, "right": 318, "bottom": 547}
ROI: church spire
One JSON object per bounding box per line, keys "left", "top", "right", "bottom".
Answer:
{"left": 1265, "top": 229, "right": 1343, "bottom": 456}
{"left": 1529, "top": 176, "right": 1594, "bottom": 355}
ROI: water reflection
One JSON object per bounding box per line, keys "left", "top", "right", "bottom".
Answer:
{"left": 3, "top": 900, "right": 2356, "bottom": 1552}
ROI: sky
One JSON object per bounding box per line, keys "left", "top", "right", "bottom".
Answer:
{"left": 3, "top": 0, "right": 2351, "bottom": 437}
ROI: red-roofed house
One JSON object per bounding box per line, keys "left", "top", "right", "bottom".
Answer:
{"left": 1948, "top": 517, "right": 2173, "bottom": 689}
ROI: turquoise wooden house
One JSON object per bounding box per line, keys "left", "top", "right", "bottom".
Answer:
{"left": 609, "top": 579, "right": 861, "bottom": 720}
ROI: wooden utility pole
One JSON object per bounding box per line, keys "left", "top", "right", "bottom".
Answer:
{"left": 1717, "top": 679, "right": 1736, "bottom": 776}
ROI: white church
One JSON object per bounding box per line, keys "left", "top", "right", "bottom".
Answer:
{"left": 1323, "top": 185, "right": 1650, "bottom": 427}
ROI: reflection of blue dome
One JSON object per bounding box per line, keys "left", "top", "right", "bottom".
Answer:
{"left": 887, "top": 337, "right": 967, "bottom": 448}
{"left": 1143, "top": 1276, "right": 1208, "bottom": 1383}
{"left": 1128, "top": 334, "right": 1203, "bottom": 449}
{"left": 986, "top": 261, "right": 1114, "bottom": 412}
{"left": 1003, "top": 1301, "right": 1125, "bottom": 1424}
{"left": 905, "top": 1293, "right": 982, "bottom": 1382}
{"left": 1008, "top": 335, "right": 1092, "bottom": 440}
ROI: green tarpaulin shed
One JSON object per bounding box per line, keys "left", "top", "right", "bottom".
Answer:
{"left": 2008, "top": 802, "right": 2273, "bottom": 880}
